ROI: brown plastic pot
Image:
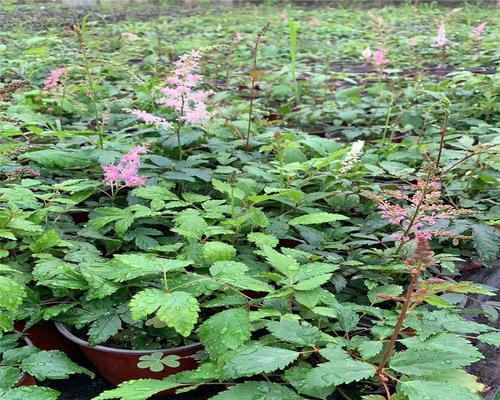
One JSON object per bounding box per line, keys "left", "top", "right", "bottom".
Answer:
{"left": 15, "top": 321, "right": 81, "bottom": 359}
{"left": 16, "top": 373, "right": 36, "bottom": 387}
{"left": 55, "top": 323, "right": 203, "bottom": 394}
{"left": 15, "top": 337, "right": 36, "bottom": 387}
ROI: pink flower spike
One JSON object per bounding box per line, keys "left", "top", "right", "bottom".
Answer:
{"left": 469, "top": 22, "right": 487, "bottom": 40}
{"left": 409, "top": 37, "right": 417, "bottom": 47}
{"left": 102, "top": 146, "right": 148, "bottom": 189}
{"left": 157, "top": 49, "right": 212, "bottom": 125}
{"left": 43, "top": 67, "right": 66, "bottom": 91}
{"left": 130, "top": 109, "right": 172, "bottom": 129}
{"left": 308, "top": 18, "right": 320, "bottom": 27}
{"left": 434, "top": 22, "right": 447, "bottom": 48}
{"left": 373, "top": 49, "right": 389, "bottom": 66}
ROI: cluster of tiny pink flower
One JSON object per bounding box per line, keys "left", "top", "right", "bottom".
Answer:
{"left": 158, "top": 50, "right": 211, "bottom": 124}
{"left": 377, "top": 178, "right": 446, "bottom": 242}
{"left": 102, "top": 146, "right": 148, "bottom": 189}
{"left": 469, "top": 22, "right": 487, "bottom": 40}
{"left": 130, "top": 109, "right": 171, "bottom": 128}
{"left": 43, "top": 67, "right": 66, "bottom": 91}
{"left": 433, "top": 22, "right": 447, "bottom": 48}
{"left": 362, "top": 47, "right": 389, "bottom": 66}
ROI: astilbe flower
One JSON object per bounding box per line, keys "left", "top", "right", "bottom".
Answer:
{"left": 130, "top": 109, "right": 172, "bottom": 128}
{"left": 373, "top": 48, "right": 389, "bottom": 66}
{"left": 158, "top": 50, "right": 211, "bottom": 124}
{"left": 308, "top": 18, "right": 320, "bottom": 27}
{"left": 433, "top": 22, "right": 447, "bottom": 48}
{"left": 364, "top": 176, "right": 476, "bottom": 243}
{"left": 44, "top": 67, "right": 66, "bottom": 91}
{"left": 469, "top": 22, "right": 487, "bottom": 40}
{"left": 102, "top": 146, "right": 148, "bottom": 191}
{"left": 340, "top": 140, "right": 365, "bottom": 173}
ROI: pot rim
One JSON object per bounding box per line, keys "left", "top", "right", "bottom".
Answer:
{"left": 54, "top": 322, "right": 203, "bottom": 355}
{"left": 17, "top": 336, "right": 35, "bottom": 386}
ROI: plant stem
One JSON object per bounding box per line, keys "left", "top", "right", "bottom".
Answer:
{"left": 435, "top": 113, "right": 449, "bottom": 169}
{"left": 376, "top": 271, "right": 419, "bottom": 378}
{"left": 163, "top": 271, "right": 169, "bottom": 293}
{"left": 73, "top": 25, "right": 104, "bottom": 149}
{"left": 245, "top": 22, "right": 269, "bottom": 151}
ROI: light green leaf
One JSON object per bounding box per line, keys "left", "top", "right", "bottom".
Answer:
{"left": 476, "top": 332, "right": 500, "bottom": 346}
{"left": 0, "top": 277, "right": 25, "bottom": 312}
{"left": 422, "top": 369, "right": 485, "bottom": 393}
{"left": 0, "top": 386, "right": 61, "bottom": 400}
{"left": 210, "top": 382, "right": 304, "bottom": 400}
{"left": 199, "top": 309, "right": 252, "bottom": 357}
{"left": 114, "top": 254, "right": 192, "bottom": 274}
{"left": 202, "top": 242, "right": 237, "bottom": 264}
{"left": 303, "top": 345, "right": 375, "bottom": 389}
{"left": 247, "top": 232, "right": 279, "bottom": 249}
{"left": 172, "top": 210, "right": 207, "bottom": 243}
{"left": 130, "top": 289, "right": 199, "bottom": 337}
{"left": 266, "top": 320, "right": 321, "bottom": 346}
{"left": 92, "top": 379, "right": 179, "bottom": 400}
{"left": 263, "top": 246, "right": 300, "bottom": 281}
{"left": 222, "top": 345, "right": 300, "bottom": 379}
{"left": 21, "top": 350, "right": 94, "bottom": 380}
{"left": 289, "top": 212, "right": 349, "bottom": 225}
{"left": 401, "top": 380, "right": 482, "bottom": 400}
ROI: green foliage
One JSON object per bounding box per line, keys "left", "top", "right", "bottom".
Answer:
{"left": 130, "top": 289, "right": 200, "bottom": 337}
{"left": 199, "top": 309, "right": 252, "bottom": 357}
{"left": 221, "top": 344, "right": 300, "bottom": 379}
{"left": 401, "top": 380, "right": 482, "bottom": 400}
{"left": 93, "top": 379, "right": 179, "bottom": 400}
{"left": 21, "top": 350, "right": 94, "bottom": 380}
{"left": 210, "top": 382, "right": 304, "bottom": 400}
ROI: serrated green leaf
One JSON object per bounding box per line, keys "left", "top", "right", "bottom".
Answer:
{"left": 0, "top": 366, "right": 21, "bottom": 390}
{"left": 303, "top": 345, "right": 375, "bottom": 389}
{"left": 87, "top": 313, "right": 122, "bottom": 345}
{"left": 289, "top": 212, "right": 348, "bottom": 225}
{"left": 0, "top": 277, "right": 25, "bottom": 312}
{"left": 247, "top": 232, "right": 279, "bottom": 249}
{"left": 471, "top": 224, "right": 499, "bottom": 265}
{"left": 115, "top": 254, "right": 192, "bottom": 274}
{"left": 422, "top": 369, "right": 485, "bottom": 393}
{"left": 266, "top": 320, "right": 321, "bottom": 346}
{"left": 21, "top": 350, "right": 94, "bottom": 380}
{"left": 0, "top": 386, "right": 61, "bottom": 400}
{"left": 202, "top": 242, "right": 237, "bottom": 264}
{"left": 357, "top": 340, "right": 383, "bottom": 359}
{"left": 199, "top": 309, "right": 252, "bottom": 357}
{"left": 222, "top": 345, "right": 300, "bottom": 379}
{"left": 210, "top": 382, "right": 304, "bottom": 400}
{"left": 92, "top": 379, "right": 179, "bottom": 400}
{"left": 172, "top": 210, "right": 207, "bottom": 243}
{"left": 130, "top": 289, "right": 199, "bottom": 337}
{"left": 263, "top": 246, "right": 300, "bottom": 281}
{"left": 476, "top": 332, "right": 500, "bottom": 346}
{"left": 391, "top": 335, "right": 482, "bottom": 376}
{"left": 284, "top": 364, "right": 335, "bottom": 399}
{"left": 401, "top": 380, "right": 482, "bottom": 400}
{"left": 209, "top": 261, "right": 248, "bottom": 277}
